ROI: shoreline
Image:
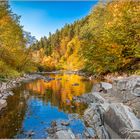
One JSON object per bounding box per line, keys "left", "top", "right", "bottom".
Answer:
{"left": 0, "top": 71, "right": 140, "bottom": 139}
{"left": 73, "top": 75, "right": 140, "bottom": 139}
{"left": 0, "top": 74, "right": 49, "bottom": 112}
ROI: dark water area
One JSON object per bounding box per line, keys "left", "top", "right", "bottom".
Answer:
{"left": 0, "top": 73, "right": 93, "bottom": 138}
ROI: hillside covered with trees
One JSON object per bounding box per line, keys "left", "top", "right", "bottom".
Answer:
{"left": 0, "top": 0, "right": 140, "bottom": 78}
{"left": 31, "top": 0, "right": 140, "bottom": 75}
{"left": 0, "top": 1, "right": 36, "bottom": 78}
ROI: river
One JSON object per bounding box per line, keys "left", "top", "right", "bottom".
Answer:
{"left": 0, "top": 73, "right": 93, "bottom": 138}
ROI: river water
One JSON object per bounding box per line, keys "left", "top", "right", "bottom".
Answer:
{"left": 0, "top": 73, "right": 93, "bottom": 138}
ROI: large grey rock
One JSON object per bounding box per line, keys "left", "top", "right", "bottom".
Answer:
{"left": 91, "top": 92, "right": 106, "bottom": 104}
{"left": 73, "top": 93, "right": 95, "bottom": 105}
{"left": 73, "top": 90, "right": 108, "bottom": 105}
{"left": 0, "top": 99, "right": 7, "bottom": 111}
{"left": 83, "top": 127, "right": 96, "bottom": 138}
{"left": 92, "top": 83, "right": 103, "bottom": 92}
{"left": 83, "top": 103, "right": 110, "bottom": 139}
{"left": 55, "top": 129, "right": 75, "bottom": 139}
{"left": 104, "top": 103, "right": 140, "bottom": 138}
{"left": 101, "top": 82, "right": 112, "bottom": 90}
{"left": 112, "top": 76, "right": 140, "bottom": 102}
{"left": 92, "top": 82, "right": 112, "bottom": 93}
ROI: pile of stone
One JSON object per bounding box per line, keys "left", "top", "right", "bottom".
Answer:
{"left": 46, "top": 120, "right": 96, "bottom": 139}
{"left": 46, "top": 121, "right": 75, "bottom": 139}
{"left": 74, "top": 76, "right": 140, "bottom": 139}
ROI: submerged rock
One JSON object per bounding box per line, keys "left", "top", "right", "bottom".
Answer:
{"left": 68, "top": 113, "right": 79, "bottom": 120}
{"left": 26, "top": 130, "right": 35, "bottom": 137}
{"left": 47, "top": 120, "right": 76, "bottom": 139}
{"left": 55, "top": 125, "right": 67, "bottom": 131}
{"left": 61, "top": 121, "right": 70, "bottom": 126}
{"left": 51, "top": 121, "right": 57, "bottom": 127}
{"left": 46, "top": 127, "right": 56, "bottom": 134}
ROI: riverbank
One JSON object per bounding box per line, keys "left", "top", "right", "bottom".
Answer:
{"left": 0, "top": 72, "right": 93, "bottom": 139}
{"left": 73, "top": 75, "right": 140, "bottom": 139}
{"left": 1, "top": 71, "right": 140, "bottom": 139}
{"left": 0, "top": 74, "right": 51, "bottom": 112}
{"left": 0, "top": 70, "right": 87, "bottom": 112}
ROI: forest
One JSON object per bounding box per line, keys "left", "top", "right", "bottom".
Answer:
{"left": 0, "top": 0, "right": 140, "bottom": 78}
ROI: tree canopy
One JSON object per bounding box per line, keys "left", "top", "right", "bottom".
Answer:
{"left": 0, "top": 2, "right": 36, "bottom": 78}
{"left": 0, "top": 0, "right": 139, "bottom": 77}
{"left": 31, "top": 0, "right": 140, "bottom": 75}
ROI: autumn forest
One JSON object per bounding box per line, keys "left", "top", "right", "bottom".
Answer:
{"left": 0, "top": 0, "right": 140, "bottom": 79}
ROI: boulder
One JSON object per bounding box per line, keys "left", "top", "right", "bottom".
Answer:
{"left": 101, "top": 82, "right": 112, "bottom": 90}
{"left": 51, "top": 121, "right": 57, "bottom": 127}
{"left": 112, "top": 76, "right": 140, "bottom": 102}
{"left": 92, "top": 83, "right": 103, "bottom": 92}
{"left": 83, "top": 127, "right": 96, "bottom": 138}
{"left": 92, "top": 82, "right": 112, "bottom": 93}
{"left": 73, "top": 91, "right": 109, "bottom": 105}
{"left": 55, "top": 125, "right": 67, "bottom": 131}
{"left": 83, "top": 103, "right": 110, "bottom": 139}
{"left": 0, "top": 99, "right": 7, "bottom": 111}
{"left": 46, "top": 127, "right": 56, "bottom": 134}
{"left": 55, "top": 129, "right": 75, "bottom": 139}
{"left": 61, "top": 121, "right": 70, "bottom": 126}
{"left": 26, "top": 130, "right": 35, "bottom": 137}
{"left": 72, "top": 93, "right": 94, "bottom": 105}
{"left": 104, "top": 103, "right": 140, "bottom": 138}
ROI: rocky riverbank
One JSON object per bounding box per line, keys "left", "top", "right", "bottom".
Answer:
{"left": 0, "top": 74, "right": 52, "bottom": 112}
{"left": 1, "top": 72, "right": 140, "bottom": 139}
{"left": 46, "top": 116, "right": 96, "bottom": 139}
{"left": 73, "top": 75, "right": 140, "bottom": 139}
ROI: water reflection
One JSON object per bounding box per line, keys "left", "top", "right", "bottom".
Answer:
{"left": 0, "top": 73, "right": 93, "bottom": 138}
{"left": 26, "top": 74, "right": 92, "bottom": 114}
{"left": 0, "top": 87, "right": 28, "bottom": 138}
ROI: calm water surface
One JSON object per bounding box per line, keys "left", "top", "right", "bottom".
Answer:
{"left": 0, "top": 73, "right": 93, "bottom": 138}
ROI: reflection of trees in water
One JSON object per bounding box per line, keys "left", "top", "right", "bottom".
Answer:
{"left": 26, "top": 74, "right": 91, "bottom": 115}
{"left": 0, "top": 86, "right": 28, "bottom": 138}
{"left": 0, "top": 74, "right": 92, "bottom": 138}
{"left": 29, "top": 88, "right": 88, "bottom": 116}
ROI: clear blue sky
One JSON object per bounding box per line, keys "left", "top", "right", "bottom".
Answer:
{"left": 10, "top": 1, "right": 98, "bottom": 40}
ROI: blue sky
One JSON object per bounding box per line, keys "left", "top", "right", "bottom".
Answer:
{"left": 10, "top": 1, "right": 98, "bottom": 40}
